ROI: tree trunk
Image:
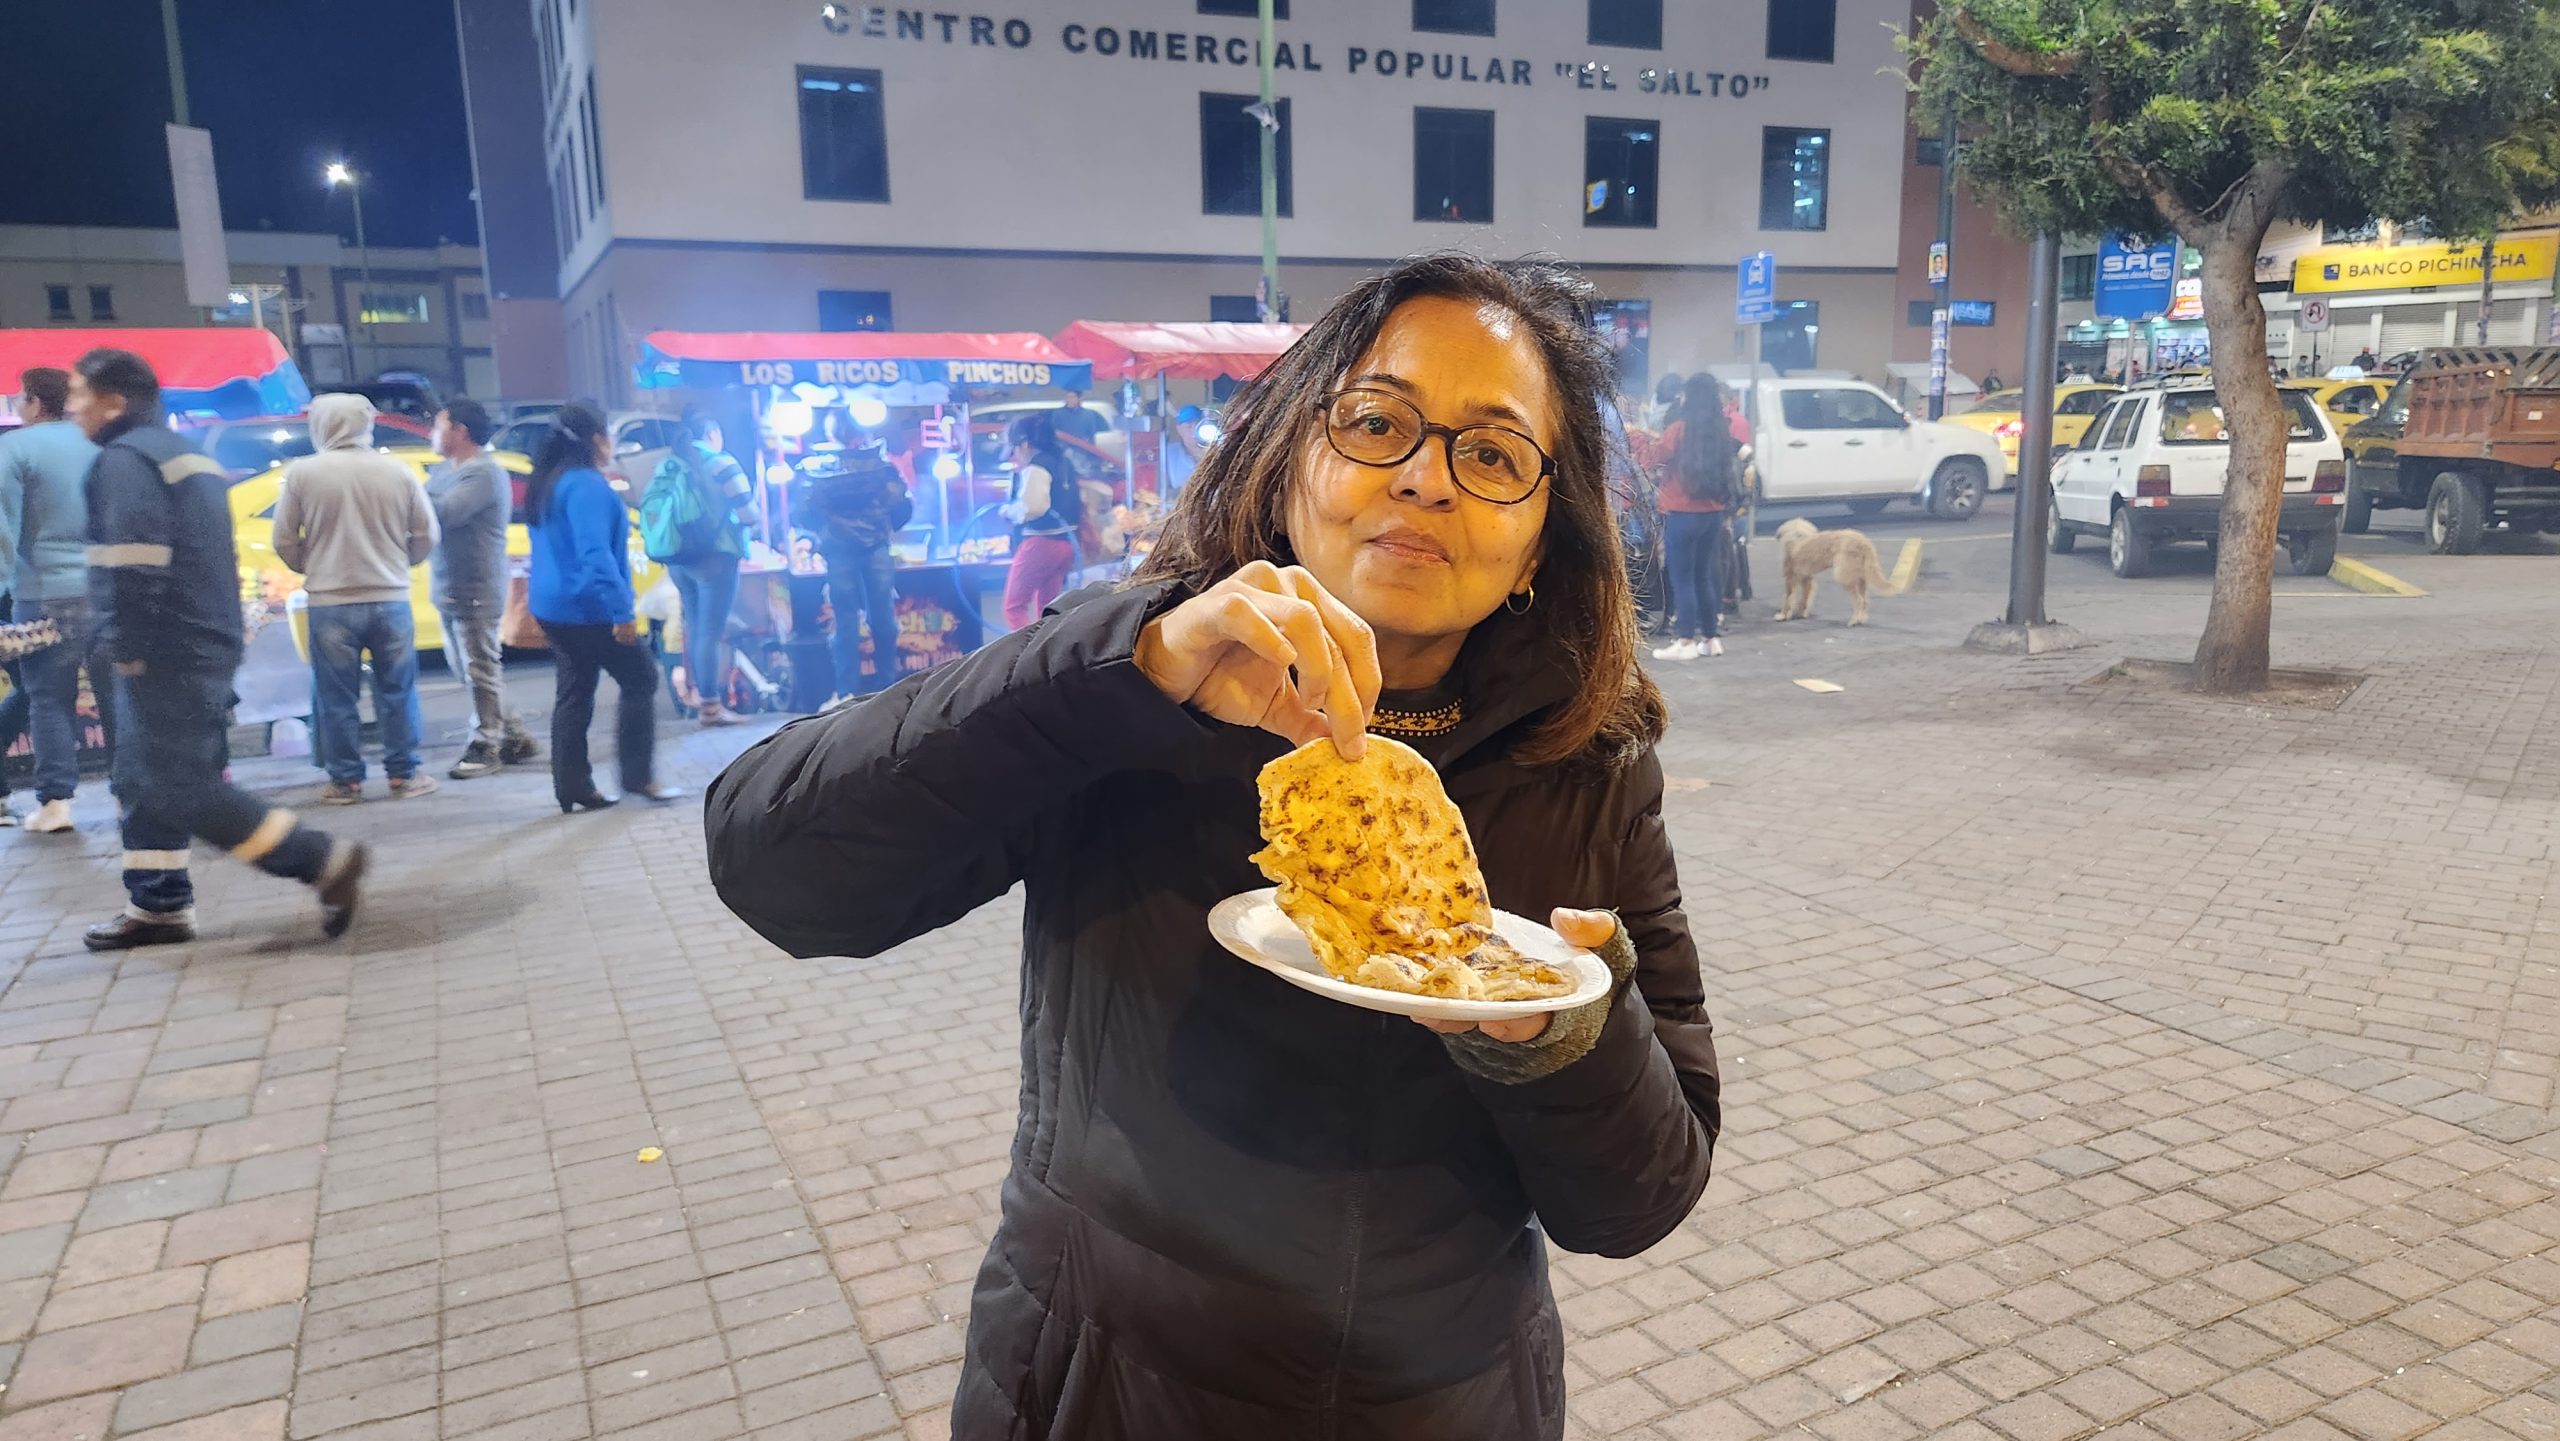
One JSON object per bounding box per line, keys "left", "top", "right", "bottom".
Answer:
{"left": 2190, "top": 236, "right": 2286, "bottom": 692}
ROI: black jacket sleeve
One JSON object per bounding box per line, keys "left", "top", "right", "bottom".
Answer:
{"left": 84, "top": 441, "right": 174, "bottom": 670}
{"left": 705, "top": 581, "right": 1201, "bottom": 959}
{"left": 1458, "top": 751, "right": 1720, "bottom": 1257}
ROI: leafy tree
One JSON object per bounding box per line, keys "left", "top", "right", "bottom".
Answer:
{"left": 1909, "top": 0, "right": 2560, "bottom": 690}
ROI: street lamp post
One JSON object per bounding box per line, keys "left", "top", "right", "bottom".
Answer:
{"left": 326, "top": 162, "right": 373, "bottom": 381}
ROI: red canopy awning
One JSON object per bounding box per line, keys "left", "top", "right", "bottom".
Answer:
{"left": 0, "top": 328, "right": 308, "bottom": 417}
{"left": 636, "top": 331, "right": 1091, "bottom": 393}
{"left": 1053, "top": 321, "right": 1310, "bottom": 383}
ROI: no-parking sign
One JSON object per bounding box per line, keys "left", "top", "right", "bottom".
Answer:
{"left": 2301, "top": 298, "right": 2333, "bottom": 333}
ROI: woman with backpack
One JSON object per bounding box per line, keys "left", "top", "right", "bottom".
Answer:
{"left": 999, "top": 412, "right": 1082, "bottom": 629}
{"left": 1650, "top": 373, "right": 1744, "bottom": 662}
{"left": 644, "top": 407, "right": 757, "bottom": 727}
{"left": 525, "top": 404, "right": 680, "bottom": 812}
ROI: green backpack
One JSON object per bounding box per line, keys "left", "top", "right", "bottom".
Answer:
{"left": 640, "top": 445, "right": 725, "bottom": 565}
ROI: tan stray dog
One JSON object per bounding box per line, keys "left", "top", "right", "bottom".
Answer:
{"left": 1774, "top": 517, "right": 1899, "bottom": 625}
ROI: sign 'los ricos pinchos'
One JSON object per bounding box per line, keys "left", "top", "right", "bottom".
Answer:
{"left": 819, "top": 5, "right": 1776, "bottom": 100}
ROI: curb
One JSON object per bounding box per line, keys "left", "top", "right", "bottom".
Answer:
{"left": 2328, "top": 556, "right": 2427, "bottom": 597}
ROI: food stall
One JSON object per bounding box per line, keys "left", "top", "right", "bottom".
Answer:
{"left": 1051, "top": 320, "right": 1308, "bottom": 564}
{"left": 632, "top": 330, "right": 1096, "bottom": 703}
{"left": 0, "top": 328, "right": 311, "bottom": 420}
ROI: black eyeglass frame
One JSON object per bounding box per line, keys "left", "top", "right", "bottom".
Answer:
{"left": 1313, "top": 387, "right": 1556, "bottom": 506}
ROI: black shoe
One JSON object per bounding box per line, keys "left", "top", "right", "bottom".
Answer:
{"left": 499, "top": 731, "right": 541, "bottom": 765}
{"left": 631, "top": 782, "right": 686, "bottom": 804}
{"left": 85, "top": 913, "right": 196, "bottom": 951}
{"left": 449, "top": 741, "right": 502, "bottom": 780}
{"left": 560, "top": 791, "right": 618, "bottom": 814}
{"left": 318, "top": 842, "right": 368, "bottom": 939}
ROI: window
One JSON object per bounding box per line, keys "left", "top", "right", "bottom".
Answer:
{"left": 2061, "top": 253, "right": 2097, "bottom": 301}
{"left": 583, "top": 73, "right": 606, "bottom": 213}
{"left": 1198, "top": 0, "right": 1285, "bottom": 14}
{"left": 799, "top": 66, "right": 890, "bottom": 203}
{"left": 2330, "top": 384, "right": 2380, "bottom": 416}
{"left": 818, "top": 289, "right": 893, "bottom": 331}
{"left": 45, "top": 285, "right": 72, "bottom": 322}
{"left": 461, "top": 292, "right": 491, "bottom": 322}
{"left": 2056, "top": 389, "right": 2117, "bottom": 417}
{"left": 85, "top": 285, "right": 115, "bottom": 321}
{"left": 1761, "top": 299, "right": 1819, "bottom": 370}
{"left": 1414, "top": 108, "right": 1494, "bottom": 223}
{"left": 1415, "top": 0, "right": 1494, "bottom": 35}
{"left": 2157, "top": 390, "right": 2321, "bottom": 443}
{"left": 1759, "top": 126, "right": 1829, "bottom": 230}
{"left": 1767, "top": 0, "right": 1833, "bottom": 61}
{"left": 359, "top": 290, "right": 431, "bottom": 326}
{"left": 1588, "top": 0, "right": 1660, "bottom": 48}
{"left": 1582, "top": 117, "right": 1657, "bottom": 228}
{"left": 1779, "top": 387, "right": 1903, "bottom": 430}
{"left": 1201, "top": 92, "right": 1292, "bottom": 216}
{"left": 2095, "top": 399, "right": 2141, "bottom": 450}
{"left": 1906, "top": 301, "right": 1936, "bottom": 327}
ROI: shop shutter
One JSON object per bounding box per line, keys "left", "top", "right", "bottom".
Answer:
{"left": 2380, "top": 307, "right": 2450, "bottom": 355}
{"left": 2452, "top": 303, "right": 2536, "bottom": 346}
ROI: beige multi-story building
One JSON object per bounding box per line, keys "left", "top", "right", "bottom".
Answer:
{"left": 465, "top": 0, "right": 1922, "bottom": 407}
{"left": 0, "top": 225, "right": 496, "bottom": 399}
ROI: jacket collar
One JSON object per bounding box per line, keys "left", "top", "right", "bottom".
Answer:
{"left": 95, "top": 404, "right": 165, "bottom": 447}
{"left": 1430, "top": 606, "right": 1577, "bottom": 775}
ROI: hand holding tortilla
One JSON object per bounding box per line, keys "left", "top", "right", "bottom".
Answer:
{"left": 1248, "top": 735, "right": 1583, "bottom": 1019}
{"left": 1134, "top": 560, "right": 1382, "bottom": 759}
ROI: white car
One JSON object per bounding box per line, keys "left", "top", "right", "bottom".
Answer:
{"left": 489, "top": 409, "right": 686, "bottom": 493}
{"left": 1732, "top": 376, "right": 2009, "bottom": 520}
{"left": 2047, "top": 382, "right": 2346, "bottom": 578}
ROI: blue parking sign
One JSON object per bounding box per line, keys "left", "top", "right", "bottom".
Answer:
{"left": 1737, "top": 251, "right": 1777, "bottom": 324}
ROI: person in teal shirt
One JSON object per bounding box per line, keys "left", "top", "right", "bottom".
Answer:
{"left": 0, "top": 367, "right": 102, "bottom": 831}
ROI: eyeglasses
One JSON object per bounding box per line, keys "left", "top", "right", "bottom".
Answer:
{"left": 1316, "top": 388, "right": 1554, "bottom": 505}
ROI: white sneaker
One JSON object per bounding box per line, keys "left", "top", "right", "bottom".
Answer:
{"left": 26, "top": 800, "right": 73, "bottom": 834}
{"left": 1706, "top": 637, "right": 1725, "bottom": 657}
{"left": 1651, "top": 639, "right": 1702, "bottom": 661}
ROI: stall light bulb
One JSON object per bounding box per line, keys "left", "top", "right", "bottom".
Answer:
{"left": 766, "top": 399, "right": 815, "bottom": 438}
{"left": 1196, "top": 420, "right": 1224, "bottom": 445}
{"left": 931, "top": 452, "right": 962, "bottom": 482}
{"left": 849, "top": 394, "right": 891, "bottom": 429}
{"left": 764, "top": 464, "right": 794, "bottom": 488}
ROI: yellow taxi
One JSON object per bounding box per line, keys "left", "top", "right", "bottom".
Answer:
{"left": 2290, "top": 376, "right": 2392, "bottom": 437}
{"left": 1945, "top": 384, "right": 2124, "bottom": 475}
{"left": 231, "top": 446, "right": 665, "bottom": 657}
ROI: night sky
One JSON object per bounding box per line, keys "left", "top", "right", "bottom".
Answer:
{"left": 0, "top": 0, "right": 480, "bottom": 247}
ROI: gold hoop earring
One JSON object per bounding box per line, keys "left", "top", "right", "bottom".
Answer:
{"left": 1505, "top": 586, "right": 1535, "bottom": 615}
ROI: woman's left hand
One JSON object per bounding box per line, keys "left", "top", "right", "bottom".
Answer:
{"left": 1413, "top": 908, "right": 1617, "bottom": 1043}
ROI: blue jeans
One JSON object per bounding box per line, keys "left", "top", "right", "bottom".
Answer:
{"left": 13, "top": 595, "right": 105, "bottom": 802}
{"left": 308, "top": 601, "right": 425, "bottom": 785}
{"left": 818, "top": 539, "right": 899, "bottom": 696}
{"left": 1661, "top": 510, "right": 1727, "bottom": 641}
{"left": 668, "top": 553, "right": 741, "bottom": 707}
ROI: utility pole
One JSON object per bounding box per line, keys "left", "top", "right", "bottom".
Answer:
{"left": 2478, "top": 236, "right": 2497, "bottom": 345}
{"left": 1256, "top": 0, "right": 1280, "bottom": 322}
{"left": 1965, "top": 233, "right": 2087, "bottom": 656}
{"left": 327, "top": 163, "right": 374, "bottom": 380}
{"left": 160, "top": 0, "right": 189, "bottom": 126}
{"left": 1927, "top": 100, "right": 1957, "bottom": 419}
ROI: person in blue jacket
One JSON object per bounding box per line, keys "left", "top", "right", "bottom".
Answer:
{"left": 523, "top": 403, "right": 681, "bottom": 813}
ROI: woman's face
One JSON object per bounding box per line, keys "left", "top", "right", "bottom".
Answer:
{"left": 1286, "top": 295, "right": 1554, "bottom": 652}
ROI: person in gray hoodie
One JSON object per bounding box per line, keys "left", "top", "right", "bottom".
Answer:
{"left": 275, "top": 392, "right": 440, "bottom": 802}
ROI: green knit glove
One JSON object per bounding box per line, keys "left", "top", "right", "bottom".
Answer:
{"left": 1439, "top": 917, "right": 1639, "bottom": 1084}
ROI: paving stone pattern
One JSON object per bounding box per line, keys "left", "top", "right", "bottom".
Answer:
{"left": 0, "top": 519, "right": 2552, "bottom": 1439}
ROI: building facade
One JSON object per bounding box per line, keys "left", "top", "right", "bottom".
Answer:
{"left": 481, "top": 0, "right": 1920, "bottom": 407}
{"left": 0, "top": 225, "right": 496, "bottom": 400}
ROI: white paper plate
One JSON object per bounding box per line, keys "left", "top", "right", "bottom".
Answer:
{"left": 1207, "top": 887, "right": 1610, "bottom": 1022}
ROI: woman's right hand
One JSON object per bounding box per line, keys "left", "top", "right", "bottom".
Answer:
{"left": 1133, "top": 562, "right": 1381, "bottom": 759}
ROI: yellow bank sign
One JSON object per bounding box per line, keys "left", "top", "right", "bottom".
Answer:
{"left": 2293, "top": 235, "right": 2559, "bottom": 294}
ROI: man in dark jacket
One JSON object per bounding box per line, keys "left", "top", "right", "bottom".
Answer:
{"left": 803, "top": 442, "right": 909, "bottom": 703}
{"left": 69, "top": 349, "right": 367, "bottom": 950}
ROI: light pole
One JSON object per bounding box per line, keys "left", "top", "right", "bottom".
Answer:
{"left": 325, "top": 161, "right": 373, "bottom": 381}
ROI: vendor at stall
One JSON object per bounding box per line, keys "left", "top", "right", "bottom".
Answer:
{"left": 805, "top": 441, "right": 910, "bottom": 706}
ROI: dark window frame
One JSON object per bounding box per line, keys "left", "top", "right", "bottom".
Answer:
{"left": 87, "top": 284, "right": 115, "bottom": 322}
{"left": 45, "top": 284, "right": 72, "bottom": 322}
{"left": 1758, "top": 125, "right": 1831, "bottom": 231}
{"left": 1197, "top": 0, "right": 1287, "bottom": 15}
{"left": 583, "top": 72, "right": 607, "bottom": 213}
{"left": 1582, "top": 116, "right": 1659, "bottom": 229}
{"left": 2060, "top": 253, "right": 2097, "bottom": 301}
{"left": 1413, "top": 106, "right": 1495, "bottom": 224}
{"left": 1588, "top": 0, "right": 1662, "bottom": 49}
{"left": 798, "top": 64, "right": 891, "bottom": 204}
{"left": 1766, "top": 0, "right": 1834, "bottom": 62}
{"left": 1414, "top": 0, "right": 1495, "bottom": 36}
{"left": 1200, "top": 92, "right": 1293, "bottom": 217}
{"left": 817, "top": 289, "right": 895, "bottom": 332}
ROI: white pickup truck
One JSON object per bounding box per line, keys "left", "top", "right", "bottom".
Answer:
{"left": 1730, "top": 376, "right": 2009, "bottom": 520}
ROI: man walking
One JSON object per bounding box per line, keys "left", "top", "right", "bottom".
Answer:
{"left": 426, "top": 398, "right": 536, "bottom": 777}
{"left": 0, "top": 368, "right": 102, "bottom": 832}
{"left": 70, "top": 349, "right": 365, "bottom": 950}
{"left": 275, "top": 393, "right": 440, "bottom": 802}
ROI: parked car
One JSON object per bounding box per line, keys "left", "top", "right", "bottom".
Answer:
{"left": 1946, "top": 384, "right": 2123, "bottom": 476}
{"left": 490, "top": 409, "right": 683, "bottom": 494}
{"left": 2048, "top": 381, "right": 2345, "bottom": 578}
{"left": 228, "top": 445, "right": 664, "bottom": 656}
{"left": 2290, "top": 376, "right": 2390, "bottom": 439}
{"left": 1729, "top": 376, "right": 2008, "bottom": 520}
{"left": 182, "top": 411, "right": 432, "bottom": 480}
{"left": 2341, "top": 349, "right": 2560, "bottom": 551}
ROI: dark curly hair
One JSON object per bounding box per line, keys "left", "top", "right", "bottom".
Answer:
{"left": 1135, "top": 253, "right": 1665, "bottom": 768}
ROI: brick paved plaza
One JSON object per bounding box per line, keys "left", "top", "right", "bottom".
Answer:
{"left": 0, "top": 505, "right": 2554, "bottom": 1440}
